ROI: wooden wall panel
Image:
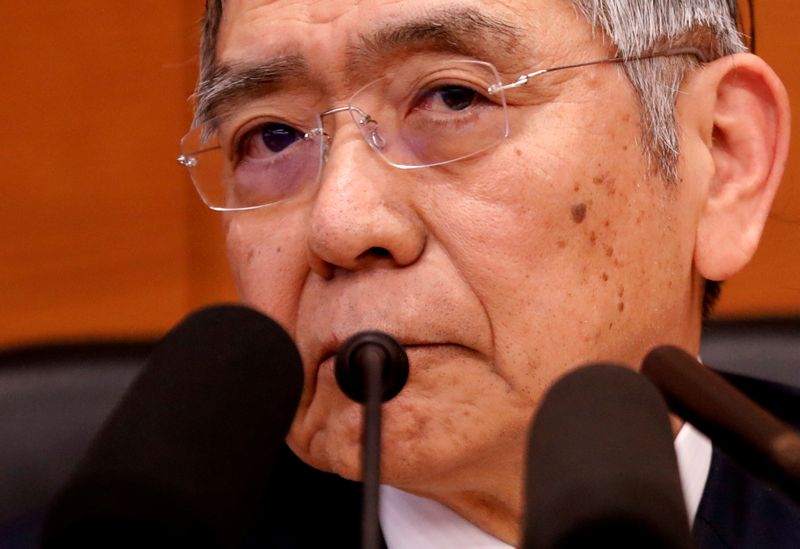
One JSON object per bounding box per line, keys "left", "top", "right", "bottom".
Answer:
{"left": 0, "top": 3, "right": 224, "bottom": 347}
{"left": 0, "top": 2, "right": 797, "bottom": 349}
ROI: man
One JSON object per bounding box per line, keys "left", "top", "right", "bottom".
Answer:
{"left": 179, "top": 0, "right": 795, "bottom": 546}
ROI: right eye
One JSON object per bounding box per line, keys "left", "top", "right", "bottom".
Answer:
{"left": 415, "top": 85, "right": 484, "bottom": 113}
{"left": 240, "top": 122, "right": 304, "bottom": 160}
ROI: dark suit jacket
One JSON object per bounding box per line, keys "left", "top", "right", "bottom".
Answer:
{"left": 692, "top": 372, "right": 800, "bottom": 548}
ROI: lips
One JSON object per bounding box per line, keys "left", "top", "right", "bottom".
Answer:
{"left": 313, "top": 332, "right": 440, "bottom": 373}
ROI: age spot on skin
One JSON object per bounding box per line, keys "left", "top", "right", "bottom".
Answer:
{"left": 571, "top": 203, "right": 587, "bottom": 224}
{"left": 604, "top": 245, "right": 614, "bottom": 257}
{"left": 557, "top": 240, "right": 567, "bottom": 249}
{"left": 593, "top": 173, "right": 617, "bottom": 197}
{"left": 515, "top": 148, "right": 523, "bottom": 157}
{"left": 601, "top": 272, "right": 609, "bottom": 282}
{"left": 618, "top": 301, "right": 625, "bottom": 312}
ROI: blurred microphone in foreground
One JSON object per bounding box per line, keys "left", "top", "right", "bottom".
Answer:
{"left": 521, "top": 363, "right": 693, "bottom": 549}
{"left": 42, "top": 305, "right": 303, "bottom": 549}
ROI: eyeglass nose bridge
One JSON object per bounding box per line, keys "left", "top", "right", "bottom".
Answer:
{"left": 320, "top": 105, "right": 386, "bottom": 151}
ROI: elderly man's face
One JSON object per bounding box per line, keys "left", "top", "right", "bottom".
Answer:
{"left": 218, "top": 0, "right": 703, "bottom": 495}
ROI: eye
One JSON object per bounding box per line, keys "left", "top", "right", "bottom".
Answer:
{"left": 240, "top": 122, "right": 304, "bottom": 159}
{"left": 416, "top": 84, "right": 483, "bottom": 113}
{"left": 260, "top": 123, "right": 303, "bottom": 152}
{"left": 437, "top": 85, "right": 478, "bottom": 110}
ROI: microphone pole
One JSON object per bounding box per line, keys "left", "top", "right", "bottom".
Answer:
{"left": 642, "top": 345, "right": 800, "bottom": 506}
{"left": 335, "top": 331, "right": 409, "bottom": 549}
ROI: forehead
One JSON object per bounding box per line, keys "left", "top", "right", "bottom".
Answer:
{"left": 216, "top": 0, "right": 595, "bottom": 70}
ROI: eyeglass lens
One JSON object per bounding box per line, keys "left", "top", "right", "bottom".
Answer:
{"left": 180, "top": 58, "right": 509, "bottom": 211}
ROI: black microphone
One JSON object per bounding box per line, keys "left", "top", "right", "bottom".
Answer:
{"left": 335, "top": 331, "right": 409, "bottom": 549}
{"left": 642, "top": 345, "right": 800, "bottom": 506}
{"left": 42, "top": 304, "right": 304, "bottom": 549}
{"left": 521, "top": 363, "right": 693, "bottom": 549}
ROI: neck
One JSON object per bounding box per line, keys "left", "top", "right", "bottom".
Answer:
{"left": 392, "top": 417, "right": 688, "bottom": 546}
{"left": 443, "top": 490, "right": 521, "bottom": 545}
{"left": 396, "top": 439, "right": 527, "bottom": 545}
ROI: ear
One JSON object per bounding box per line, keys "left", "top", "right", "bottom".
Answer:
{"left": 690, "top": 53, "right": 791, "bottom": 281}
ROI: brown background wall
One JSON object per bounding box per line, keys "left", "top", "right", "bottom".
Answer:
{"left": 1, "top": 2, "right": 798, "bottom": 348}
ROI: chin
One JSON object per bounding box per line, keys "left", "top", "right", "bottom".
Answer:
{"left": 287, "top": 408, "right": 443, "bottom": 486}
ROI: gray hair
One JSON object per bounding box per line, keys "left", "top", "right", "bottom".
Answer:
{"left": 572, "top": 1, "right": 746, "bottom": 181}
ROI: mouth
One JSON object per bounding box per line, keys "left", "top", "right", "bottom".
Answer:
{"left": 316, "top": 339, "right": 475, "bottom": 373}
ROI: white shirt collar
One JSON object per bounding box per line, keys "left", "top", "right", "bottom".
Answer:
{"left": 379, "top": 423, "right": 712, "bottom": 549}
{"left": 674, "top": 421, "right": 713, "bottom": 527}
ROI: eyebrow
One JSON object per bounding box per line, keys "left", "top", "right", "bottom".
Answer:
{"left": 193, "top": 7, "right": 523, "bottom": 125}
{"left": 194, "top": 55, "right": 308, "bottom": 124}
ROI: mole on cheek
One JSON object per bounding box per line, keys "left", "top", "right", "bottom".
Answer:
{"left": 571, "top": 203, "right": 587, "bottom": 224}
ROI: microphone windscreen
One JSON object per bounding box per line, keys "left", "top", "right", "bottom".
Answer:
{"left": 42, "top": 304, "right": 303, "bottom": 549}
{"left": 521, "top": 363, "right": 692, "bottom": 549}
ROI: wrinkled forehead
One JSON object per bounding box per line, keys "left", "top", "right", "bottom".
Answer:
{"left": 215, "top": 0, "right": 598, "bottom": 75}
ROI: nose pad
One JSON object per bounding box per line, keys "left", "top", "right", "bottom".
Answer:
{"left": 363, "top": 119, "right": 386, "bottom": 151}
{"left": 322, "top": 135, "right": 331, "bottom": 163}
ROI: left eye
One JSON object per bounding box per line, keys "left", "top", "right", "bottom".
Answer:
{"left": 418, "top": 85, "right": 482, "bottom": 112}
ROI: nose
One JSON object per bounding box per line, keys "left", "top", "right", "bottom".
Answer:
{"left": 306, "top": 126, "right": 426, "bottom": 278}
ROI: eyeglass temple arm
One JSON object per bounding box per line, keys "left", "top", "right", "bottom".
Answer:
{"left": 488, "top": 47, "right": 709, "bottom": 95}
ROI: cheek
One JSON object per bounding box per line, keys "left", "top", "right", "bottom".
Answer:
{"left": 422, "top": 117, "right": 686, "bottom": 393}
{"left": 224, "top": 210, "right": 309, "bottom": 330}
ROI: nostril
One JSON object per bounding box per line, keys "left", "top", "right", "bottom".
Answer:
{"left": 360, "top": 247, "right": 392, "bottom": 260}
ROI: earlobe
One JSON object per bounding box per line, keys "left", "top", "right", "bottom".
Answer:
{"left": 693, "top": 53, "right": 791, "bottom": 281}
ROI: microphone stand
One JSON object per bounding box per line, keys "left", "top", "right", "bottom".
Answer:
{"left": 361, "top": 345, "right": 384, "bottom": 549}
{"left": 335, "top": 331, "right": 409, "bottom": 549}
